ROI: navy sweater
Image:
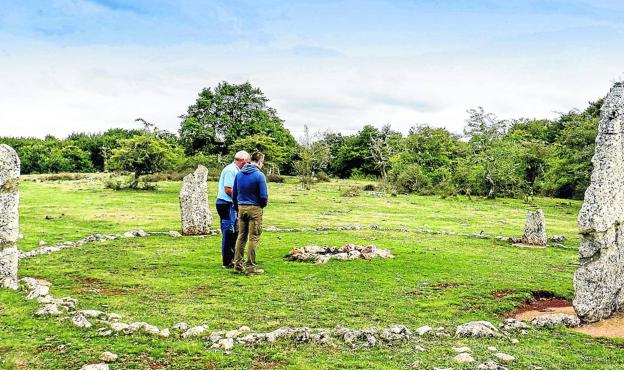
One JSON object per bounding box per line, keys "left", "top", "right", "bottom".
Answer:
{"left": 232, "top": 164, "right": 268, "bottom": 209}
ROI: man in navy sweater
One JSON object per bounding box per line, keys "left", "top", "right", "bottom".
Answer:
{"left": 232, "top": 152, "right": 268, "bottom": 275}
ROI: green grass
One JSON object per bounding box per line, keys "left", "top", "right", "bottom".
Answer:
{"left": 1, "top": 177, "right": 622, "bottom": 369}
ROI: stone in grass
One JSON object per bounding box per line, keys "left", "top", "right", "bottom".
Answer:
{"left": 521, "top": 209, "right": 547, "bottom": 246}
{"left": 455, "top": 321, "right": 500, "bottom": 337}
{"left": 80, "top": 310, "right": 106, "bottom": 319}
{"left": 109, "top": 322, "right": 130, "bottom": 332}
{"left": 171, "top": 322, "right": 190, "bottom": 332}
{"left": 212, "top": 338, "right": 234, "bottom": 351}
{"left": 452, "top": 346, "right": 471, "bottom": 353}
{"left": 415, "top": 325, "right": 432, "bottom": 336}
{"left": 35, "top": 304, "right": 61, "bottom": 317}
{"left": 71, "top": 314, "right": 92, "bottom": 329}
{"left": 487, "top": 346, "right": 498, "bottom": 352}
{"left": 181, "top": 324, "right": 209, "bottom": 338}
{"left": 495, "top": 353, "right": 515, "bottom": 363}
{"left": 500, "top": 318, "right": 531, "bottom": 331}
{"left": 531, "top": 313, "right": 580, "bottom": 328}
{"left": 478, "top": 361, "right": 509, "bottom": 370}
{"left": 99, "top": 351, "right": 118, "bottom": 363}
{"left": 80, "top": 364, "right": 109, "bottom": 370}
{"left": 454, "top": 352, "right": 475, "bottom": 363}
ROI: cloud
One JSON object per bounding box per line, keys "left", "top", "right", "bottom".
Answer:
{"left": 291, "top": 46, "right": 342, "bottom": 58}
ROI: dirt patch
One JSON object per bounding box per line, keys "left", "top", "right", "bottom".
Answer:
{"left": 74, "top": 276, "right": 136, "bottom": 296}
{"left": 492, "top": 289, "right": 516, "bottom": 299}
{"left": 508, "top": 291, "right": 572, "bottom": 320}
{"left": 573, "top": 313, "right": 624, "bottom": 339}
{"left": 76, "top": 277, "right": 103, "bottom": 285}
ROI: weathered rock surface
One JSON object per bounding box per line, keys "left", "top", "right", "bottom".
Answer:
{"left": 521, "top": 210, "right": 547, "bottom": 246}
{"left": 80, "top": 364, "right": 109, "bottom": 370}
{"left": 180, "top": 165, "right": 211, "bottom": 235}
{"left": 454, "top": 353, "right": 475, "bottom": 363}
{"left": 0, "top": 145, "right": 19, "bottom": 289}
{"left": 531, "top": 313, "right": 580, "bottom": 328}
{"left": 99, "top": 351, "right": 118, "bottom": 363}
{"left": 574, "top": 82, "right": 624, "bottom": 323}
{"left": 455, "top": 321, "right": 500, "bottom": 337}
{"left": 287, "top": 244, "right": 394, "bottom": 264}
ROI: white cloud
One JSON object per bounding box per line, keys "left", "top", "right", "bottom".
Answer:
{"left": 0, "top": 38, "right": 622, "bottom": 139}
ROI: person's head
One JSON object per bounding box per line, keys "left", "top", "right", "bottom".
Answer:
{"left": 251, "top": 151, "right": 265, "bottom": 168}
{"left": 233, "top": 150, "right": 251, "bottom": 168}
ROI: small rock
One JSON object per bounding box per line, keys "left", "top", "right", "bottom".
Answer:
{"left": 171, "top": 322, "right": 190, "bottom": 332}
{"left": 487, "top": 346, "right": 498, "bottom": 352}
{"left": 500, "top": 318, "right": 531, "bottom": 331}
{"left": 495, "top": 353, "right": 515, "bottom": 363}
{"left": 212, "top": 338, "right": 234, "bottom": 351}
{"left": 415, "top": 325, "right": 432, "bottom": 336}
{"left": 96, "top": 328, "right": 113, "bottom": 337}
{"left": 71, "top": 314, "right": 92, "bottom": 328}
{"left": 182, "top": 324, "right": 209, "bottom": 338}
{"left": 80, "top": 310, "right": 105, "bottom": 319}
{"left": 80, "top": 364, "right": 109, "bottom": 370}
{"left": 109, "top": 322, "right": 130, "bottom": 332}
{"left": 99, "top": 351, "right": 118, "bottom": 363}
{"left": 478, "top": 361, "right": 508, "bottom": 370}
{"left": 454, "top": 353, "right": 475, "bottom": 363}
{"left": 35, "top": 304, "right": 61, "bottom": 316}
{"left": 168, "top": 230, "right": 182, "bottom": 237}
{"left": 456, "top": 321, "right": 499, "bottom": 337}
{"left": 159, "top": 328, "right": 170, "bottom": 338}
{"left": 510, "top": 338, "right": 519, "bottom": 344}
{"left": 452, "top": 346, "right": 471, "bottom": 353}
{"left": 107, "top": 313, "right": 122, "bottom": 321}
{"left": 531, "top": 313, "right": 580, "bottom": 328}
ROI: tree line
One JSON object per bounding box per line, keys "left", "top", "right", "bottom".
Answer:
{"left": 0, "top": 81, "right": 603, "bottom": 199}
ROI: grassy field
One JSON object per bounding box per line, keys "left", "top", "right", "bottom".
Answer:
{"left": 1, "top": 176, "right": 622, "bottom": 369}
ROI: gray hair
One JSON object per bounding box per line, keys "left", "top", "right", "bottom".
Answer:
{"left": 234, "top": 150, "right": 250, "bottom": 161}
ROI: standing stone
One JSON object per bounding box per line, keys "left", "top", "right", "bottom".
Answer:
{"left": 573, "top": 82, "right": 624, "bottom": 323}
{"left": 0, "top": 145, "right": 20, "bottom": 290}
{"left": 180, "top": 165, "right": 211, "bottom": 235}
{"left": 521, "top": 210, "right": 547, "bottom": 246}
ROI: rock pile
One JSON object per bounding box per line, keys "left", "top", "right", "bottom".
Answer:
{"left": 286, "top": 244, "right": 394, "bottom": 264}
{"left": 180, "top": 165, "right": 212, "bottom": 235}
{"left": 574, "top": 82, "right": 624, "bottom": 323}
{"left": 18, "top": 229, "right": 197, "bottom": 259}
{"left": 0, "top": 144, "right": 20, "bottom": 290}
{"left": 521, "top": 210, "right": 547, "bottom": 246}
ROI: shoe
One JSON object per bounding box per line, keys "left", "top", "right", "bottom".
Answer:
{"left": 234, "top": 265, "right": 245, "bottom": 273}
{"left": 245, "top": 267, "right": 264, "bottom": 275}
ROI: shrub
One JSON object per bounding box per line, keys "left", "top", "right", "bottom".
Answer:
{"left": 362, "top": 183, "right": 377, "bottom": 191}
{"left": 316, "top": 171, "right": 331, "bottom": 182}
{"left": 267, "top": 174, "right": 285, "bottom": 183}
{"left": 341, "top": 186, "right": 362, "bottom": 197}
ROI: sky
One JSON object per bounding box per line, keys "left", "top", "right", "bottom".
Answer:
{"left": 0, "top": 0, "right": 623, "bottom": 139}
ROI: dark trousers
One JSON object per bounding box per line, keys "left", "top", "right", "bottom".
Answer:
{"left": 216, "top": 200, "right": 237, "bottom": 266}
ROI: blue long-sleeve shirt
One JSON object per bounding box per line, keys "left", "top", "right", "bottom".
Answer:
{"left": 232, "top": 163, "right": 268, "bottom": 209}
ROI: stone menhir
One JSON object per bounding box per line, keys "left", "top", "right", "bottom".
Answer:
{"left": 180, "top": 165, "right": 212, "bottom": 235}
{"left": 573, "top": 82, "right": 624, "bottom": 323}
{"left": 521, "top": 210, "right": 547, "bottom": 246}
{"left": 0, "top": 144, "right": 20, "bottom": 290}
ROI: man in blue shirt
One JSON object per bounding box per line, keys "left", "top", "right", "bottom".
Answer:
{"left": 232, "top": 151, "right": 268, "bottom": 275}
{"left": 216, "top": 150, "right": 250, "bottom": 268}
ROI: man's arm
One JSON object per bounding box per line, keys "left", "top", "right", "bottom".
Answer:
{"left": 223, "top": 170, "right": 235, "bottom": 197}
{"left": 232, "top": 175, "right": 239, "bottom": 211}
{"left": 258, "top": 174, "right": 268, "bottom": 208}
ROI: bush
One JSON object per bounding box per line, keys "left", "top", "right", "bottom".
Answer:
{"left": 316, "top": 171, "right": 331, "bottom": 182}
{"left": 362, "top": 183, "right": 377, "bottom": 191}
{"left": 267, "top": 174, "right": 285, "bottom": 183}
{"left": 103, "top": 176, "right": 158, "bottom": 191}
{"left": 341, "top": 186, "right": 362, "bottom": 197}
{"left": 389, "top": 164, "right": 432, "bottom": 194}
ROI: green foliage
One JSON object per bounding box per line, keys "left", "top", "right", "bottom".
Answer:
{"left": 294, "top": 126, "right": 331, "bottom": 189}
{"left": 179, "top": 81, "right": 297, "bottom": 158}
{"left": 230, "top": 134, "right": 293, "bottom": 173}
{"left": 106, "top": 135, "right": 182, "bottom": 189}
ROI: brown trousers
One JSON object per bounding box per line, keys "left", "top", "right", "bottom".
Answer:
{"left": 234, "top": 205, "right": 263, "bottom": 268}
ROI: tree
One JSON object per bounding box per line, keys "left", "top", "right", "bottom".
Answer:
{"left": 106, "top": 135, "right": 182, "bottom": 189}
{"left": 179, "top": 81, "right": 296, "bottom": 156}
{"left": 368, "top": 125, "right": 398, "bottom": 188}
{"left": 230, "top": 134, "right": 291, "bottom": 174}
{"left": 294, "top": 126, "right": 331, "bottom": 189}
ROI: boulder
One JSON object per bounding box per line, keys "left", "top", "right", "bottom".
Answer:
{"left": 521, "top": 210, "right": 547, "bottom": 246}
{"left": 455, "top": 321, "right": 499, "bottom": 337}
{"left": 574, "top": 82, "right": 624, "bottom": 323}
{"left": 531, "top": 313, "right": 580, "bottom": 328}
{"left": 0, "top": 145, "right": 19, "bottom": 289}
{"left": 180, "top": 165, "right": 212, "bottom": 235}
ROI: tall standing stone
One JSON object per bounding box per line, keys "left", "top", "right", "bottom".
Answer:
{"left": 573, "top": 82, "right": 624, "bottom": 323}
{"left": 0, "top": 144, "right": 20, "bottom": 290}
{"left": 180, "top": 165, "right": 211, "bottom": 235}
{"left": 521, "top": 210, "right": 547, "bottom": 246}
